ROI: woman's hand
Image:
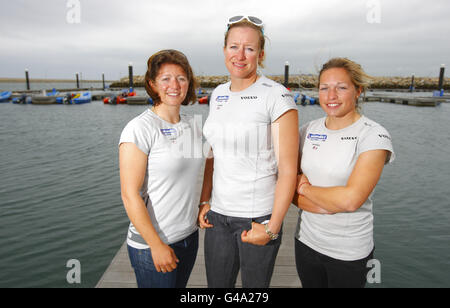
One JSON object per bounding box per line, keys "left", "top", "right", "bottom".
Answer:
{"left": 241, "top": 222, "right": 271, "bottom": 246}
{"left": 150, "top": 242, "right": 179, "bottom": 273}
{"left": 197, "top": 203, "right": 213, "bottom": 229}
{"left": 297, "top": 173, "right": 311, "bottom": 195}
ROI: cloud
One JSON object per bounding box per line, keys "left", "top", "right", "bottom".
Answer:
{"left": 0, "top": 0, "right": 449, "bottom": 79}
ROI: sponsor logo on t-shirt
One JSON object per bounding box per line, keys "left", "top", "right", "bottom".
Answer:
{"left": 160, "top": 128, "right": 180, "bottom": 143}
{"left": 341, "top": 136, "right": 358, "bottom": 140}
{"left": 216, "top": 95, "right": 229, "bottom": 102}
{"left": 241, "top": 96, "right": 258, "bottom": 100}
{"left": 378, "top": 134, "right": 391, "bottom": 140}
{"left": 282, "top": 93, "right": 294, "bottom": 98}
{"left": 160, "top": 128, "right": 177, "bottom": 136}
{"left": 307, "top": 133, "right": 327, "bottom": 141}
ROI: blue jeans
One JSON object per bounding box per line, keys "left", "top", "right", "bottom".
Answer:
{"left": 127, "top": 230, "right": 198, "bottom": 288}
{"left": 204, "top": 211, "right": 282, "bottom": 288}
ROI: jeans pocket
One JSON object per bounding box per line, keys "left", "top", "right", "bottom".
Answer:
{"left": 205, "top": 210, "right": 218, "bottom": 226}
{"left": 128, "top": 245, "right": 157, "bottom": 272}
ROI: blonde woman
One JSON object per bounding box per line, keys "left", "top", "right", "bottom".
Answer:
{"left": 198, "top": 16, "right": 299, "bottom": 288}
{"left": 293, "top": 58, "right": 395, "bottom": 288}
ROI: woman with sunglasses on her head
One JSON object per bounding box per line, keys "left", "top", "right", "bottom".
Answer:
{"left": 198, "top": 16, "right": 299, "bottom": 288}
{"left": 293, "top": 58, "right": 395, "bottom": 288}
{"left": 119, "top": 49, "right": 203, "bottom": 288}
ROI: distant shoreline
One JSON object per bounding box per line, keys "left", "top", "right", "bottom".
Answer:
{"left": 1, "top": 75, "right": 448, "bottom": 90}
{"left": 111, "top": 75, "right": 450, "bottom": 90}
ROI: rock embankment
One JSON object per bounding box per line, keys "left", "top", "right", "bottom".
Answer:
{"left": 110, "top": 75, "right": 449, "bottom": 90}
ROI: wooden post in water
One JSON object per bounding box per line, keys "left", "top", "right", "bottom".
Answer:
{"left": 25, "top": 69, "right": 30, "bottom": 90}
{"left": 438, "top": 64, "right": 445, "bottom": 95}
{"left": 128, "top": 63, "right": 133, "bottom": 90}
{"left": 284, "top": 61, "right": 290, "bottom": 88}
{"left": 76, "top": 73, "right": 80, "bottom": 89}
{"left": 102, "top": 73, "right": 105, "bottom": 90}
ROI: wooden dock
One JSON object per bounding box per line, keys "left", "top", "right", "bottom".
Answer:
{"left": 95, "top": 205, "right": 302, "bottom": 288}
{"left": 364, "top": 94, "right": 446, "bottom": 106}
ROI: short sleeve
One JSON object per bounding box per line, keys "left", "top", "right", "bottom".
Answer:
{"left": 267, "top": 86, "right": 298, "bottom": 123}
{"left": 299, "top": 123, "right": 310, "bottom": 155}
{"left": 119, "top": 118, "right": 153, "bottom": 155}
{"left": 358, "top": 125, "right": 395, "bottom": 164}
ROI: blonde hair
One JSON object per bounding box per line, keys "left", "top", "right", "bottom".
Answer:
{"left": 224, "top": 20, "right": 266, "bottom": 68}
{"left": 318, "top": 58, "right": 373, "bottom": 111}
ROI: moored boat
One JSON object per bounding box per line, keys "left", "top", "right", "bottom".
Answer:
{"left": 103, "top": 88, "right": 136, "bottom": 105}
{"left": 127, "top": 96, "right": 153, "bottom": 105}
{"left": 32, "top": 95, "right": 57, "bottom": 104}
{"left": 294, "top": 93, "right": 317, "bottom": 105}
{"left": 198, "top": 95, "right": 209, "bottom": 104}
{"left": 71, "top": 92, "right": 92, "bottom": 104}
{"left": 12, "top": 94, "right": 32, "bottom": 104}
{"left": 0, "top": 91, "right": 12, "bottom": 103}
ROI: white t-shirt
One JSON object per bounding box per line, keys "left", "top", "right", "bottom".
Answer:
{"left": 203, "top": 75, "right": 297, "bottom": 218}
{"left": 296, "top": 115, "right": 395, "bottom": 261}
{"left": 119, "top": 109, "right": 204, "bottom": 248}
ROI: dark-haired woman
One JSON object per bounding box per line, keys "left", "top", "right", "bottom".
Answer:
{"left": 119, "top": 49, "right": 203, "bottom": 288}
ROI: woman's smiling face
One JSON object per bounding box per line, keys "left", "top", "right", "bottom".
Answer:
{"left": 150, "top": 63, "right": 189, "bottom": 107}
{"left": 318, "top": 67, "right": 362, "bottom": 118}
{"left": 223, "top": 26, "right": 264, "bottom": 80}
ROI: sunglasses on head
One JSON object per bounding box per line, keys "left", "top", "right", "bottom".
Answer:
{"left": 227, "top": 15, "right": 264, "bottom": 28}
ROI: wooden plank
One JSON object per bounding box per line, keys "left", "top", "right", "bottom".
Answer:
{"left": 96, "top": 206, "right": 302, "bottom": 288}
{"left": 364, "top": 94, "right": 446, "bottom": 106}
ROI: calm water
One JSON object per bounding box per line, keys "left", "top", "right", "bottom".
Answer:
{"left": 0, "top": 97, "right": 449, "bottom": 287}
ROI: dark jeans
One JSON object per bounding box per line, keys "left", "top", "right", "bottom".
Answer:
{"left": 295, "top": 239, "right": 374, "bottom": 288}
{"left": 204, "top": 210, "right": 282, "bottom": 288}
{"left": 127, "top": 230, "right": 198, "bottom": 288}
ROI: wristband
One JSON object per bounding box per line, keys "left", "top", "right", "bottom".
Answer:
{"left": 199, "top": 201, "right": 210, "bottom": 208}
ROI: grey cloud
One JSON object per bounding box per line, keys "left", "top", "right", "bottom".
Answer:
{"left": 0, "top": 0, "right": 449, "bottom": 79}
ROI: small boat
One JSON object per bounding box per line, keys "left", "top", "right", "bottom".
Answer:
{"left": 103, "top": 95, "right": 127, "bottom": 104}
{"left": 127, "top": 96, "right": 153, "bottom": 105}
{"left": 294, "top": 93, "right": 317, "bottom": 106}
{"left": 12, "top": 94, "right": 32, "bottom": 104}
{"left": 45, "top": 88, "right": 68, "bottom": 104}
{"left": 0, "top": 91, "right": 12, "bottom": 103}
{"left": 103, "top": 88, "right": 135, "bottom": 105}
{"left": 197, "top": 88, "right": 207, "bottom": 95}
{"left": 198, "top": 95, "right": 209, "bottom": 105}
{"left": 71, "top": 92, "right": 92, "bottom": 104}
{"left": 32, "top": 95, "right": 57, "bottom": 104}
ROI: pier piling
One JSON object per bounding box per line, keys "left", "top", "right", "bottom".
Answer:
{"left": 438, "top": 64, "right": 445, "bottom": 95}
{"left": 410, "top": 74, "right": 415, "bottom": 92}
{"left": 128, "top": 63, "right": 133, "bottom": 89}
{"left": 284, "top": 61, "right": 290, "bottom": 88}
{"left": 25, "top": 69, "right": 30, "bottom": 90}
{"left": 76, "top": 73, "right": 80, "bottom": 89}
{"left": 102, "top": 73, "right": 106, "bottom": 90}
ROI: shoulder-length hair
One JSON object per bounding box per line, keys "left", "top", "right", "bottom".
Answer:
{"left": 144, "top": 49, "right": 197, "bottom": 106}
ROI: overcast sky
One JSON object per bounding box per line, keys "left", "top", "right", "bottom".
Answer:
{"left": 0, "top": 0, "right": 449, "bottom": 80}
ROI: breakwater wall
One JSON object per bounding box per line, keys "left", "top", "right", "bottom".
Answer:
{"left": 110, "top": 75, "right": 450, "bottom": 90}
